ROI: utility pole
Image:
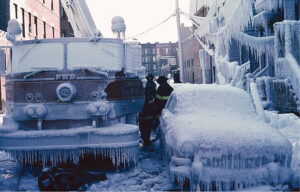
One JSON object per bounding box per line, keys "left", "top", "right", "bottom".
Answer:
{"left": 175, "top": 0, "right": 185, "bottom": 83}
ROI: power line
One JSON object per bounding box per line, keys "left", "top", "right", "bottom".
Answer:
{"left": 125, "top": 11, "right": 176, "bottom": 40}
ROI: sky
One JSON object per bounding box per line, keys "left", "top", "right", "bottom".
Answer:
{"left": 86, "top": 0, "right": 191, "bottom": 43}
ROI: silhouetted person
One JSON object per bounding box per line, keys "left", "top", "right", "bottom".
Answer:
{"left": 139, "top": 74, "right": 157, "bottom": 146}
{"left": 155, "top": 76, "right": 173, "bottom": 118}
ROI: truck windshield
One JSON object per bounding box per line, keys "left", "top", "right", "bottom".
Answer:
{"left": 67, "top": 41, "right": 123, "bottom": 72}
{"left": 9, "top": 42, "right": 64, "bottom": 74}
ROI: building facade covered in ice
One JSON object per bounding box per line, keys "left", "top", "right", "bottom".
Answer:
{"left": 189, "top": 0, "right": 299, "bottom": 116}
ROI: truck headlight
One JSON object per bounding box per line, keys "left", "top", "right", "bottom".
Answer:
{"left": 180, "top": 141, "right": 195, "bottom": 158}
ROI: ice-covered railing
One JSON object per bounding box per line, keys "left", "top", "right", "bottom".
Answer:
{"left": 215, "top": 56, "right": 250, "bottom": 88}
{"left": 235, "top": 32, "right": 274, "bottom": 60}
{"left": 274, "top": 21, "right": 300, "bottom": 110}
{"left": 192, "top": 0, "right": 254, "bottom": 44}
{"left": 255, "top": 0, "right": 284, "bottom": 13}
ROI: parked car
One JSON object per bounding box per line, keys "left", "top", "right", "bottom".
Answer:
{"left": 159, "top": 84, "right": 292, "bottom": 191}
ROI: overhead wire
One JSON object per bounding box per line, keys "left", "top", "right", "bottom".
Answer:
{"left": 125, "top": 11, "right": 176, "bottom": 40}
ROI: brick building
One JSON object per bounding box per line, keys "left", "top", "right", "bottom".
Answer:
{"left": 0, "top": 0, "right": 61, "bottom": 40}
{"left": 0, "top": 0, "right": 64, "bottom": 110}
{"left": 140, "top": 42, "right": 178, "bottom": 77}
{"left": 181, "top": 24, "right": 202, "bottom": 84}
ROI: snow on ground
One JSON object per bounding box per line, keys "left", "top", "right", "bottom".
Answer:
{"left": 88, "top": 141, "right": 175, "bottom": 191}
{"left": 0, "top": 151, "right": 39, "bottom": 191}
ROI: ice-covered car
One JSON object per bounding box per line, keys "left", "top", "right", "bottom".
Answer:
{"left": 159, "top": 84, "right": 292, "bottom": 191}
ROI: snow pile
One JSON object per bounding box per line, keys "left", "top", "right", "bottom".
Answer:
{"left": 161, "top": 84, "right": 292, "bottom": 190}
{"left": 265, "top": 111, "right": 300, "bottom": 189}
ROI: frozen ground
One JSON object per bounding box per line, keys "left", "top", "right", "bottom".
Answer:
{"left": 0, "top": 111, "right": 299, "bottom": 191}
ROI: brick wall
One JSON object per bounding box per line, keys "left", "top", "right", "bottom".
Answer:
{"left": 273, "top": 80, "right": 299, "bottom": 113}
{"left": 9, "top": 0, "right": 61, "bottom": 40}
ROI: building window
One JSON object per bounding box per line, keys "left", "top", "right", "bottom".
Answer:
{"left": 157, "top": 48, "right": 160, "bottom": 54}
{"left": 43, "top": 21, "right": 46, "bottom": 38}
{"left": 14, "top": 4, "right": 18, "bottom": 19}
{"left": 153, "top": 56, "right": 156, "bottom": 62}
{"left": 52, "top": 27, "right": 55, "bottom": 38}
{"left": 21, "top": 8, "right": 25, "bottom": 38}
{"left": 34, "top": 16, "right": 38, "bottom": 37}
{"left": 152, "top": 48, "right": 155, "bottom": 54}
{"left": 51, "top": 0, "right": 54, "bottom": 11}
{"left": 191, "top": 59, "right": 194, "bottom": 66}
{"left": 28, "top": 12, "right": 32, "bottom": 34}
{"left": 165, "top": 48, "right": 169, "bottom": 54}
{"left": 43, "top": 0, "right": 46, "bottom": 5}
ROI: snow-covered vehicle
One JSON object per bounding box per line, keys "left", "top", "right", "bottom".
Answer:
{"left": 160, "top": 84, "right": 292, "bottom": 191}
{"left": 0, "top": 0, "right": 144, "bottom": 175}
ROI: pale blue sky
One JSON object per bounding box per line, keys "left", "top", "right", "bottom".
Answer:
{"left": 86, "top": 0, "right": 191, "bottom": 43}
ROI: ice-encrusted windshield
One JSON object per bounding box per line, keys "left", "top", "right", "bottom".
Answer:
{"left": 67, "top": 42, "right": 124, "bottom": 71}
{"left": 10, "top": 43, "right": 64, "bottom": 74}
{"left": 167, "top": 84, "right": 257, "bottom": 115}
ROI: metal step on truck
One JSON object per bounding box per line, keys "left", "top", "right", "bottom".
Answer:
{"left": 0, "top": 0, "right": 145, "bottom": 190}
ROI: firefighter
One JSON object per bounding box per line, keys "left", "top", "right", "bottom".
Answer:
{"left": 139, "top": 74, "right": 157, "bottom": 146}
{"left": 155, "top": 75, "right": 174, "bottom": 120}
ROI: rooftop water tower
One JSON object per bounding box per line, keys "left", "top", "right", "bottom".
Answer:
{"left": 111, "top": 16, "right": 126, "bottom": 41}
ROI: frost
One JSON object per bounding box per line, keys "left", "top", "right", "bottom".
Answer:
{"left": 0, "top": 124, "right": 139, "bottom": 168}
{"left": 161, "top": 84, "right": 292, "bottom": 190}
{"left": 8, "top": 146, "right": 138, "bottom": 168}
{"left": 255, "top": 0, "right": 284, "bottom": 13}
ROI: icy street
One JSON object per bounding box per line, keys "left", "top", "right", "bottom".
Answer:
{"left": 0, "top": 111, "right": 299, "bottom": 191}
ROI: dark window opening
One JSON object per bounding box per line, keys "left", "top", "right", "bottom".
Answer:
{"left": 28, "top": 13, "right": 32, "bottom": 34}
{"left": 52, "top": 27, "right": 55, "bottom": 38}
{"left": 34, "top": 16, "right": 38, "bottom": 37}
{"left": 14, "top": 4, "right": 18, "bottom": 19}
{"left": 21, "top": 8, "right": 25, "bottom": 38}
{"left": 43, "top": 0, "right": 46, "bottom": 4}
{"left": 51, "top": 0, "right": 54, "bottom": 11}
{"left": 43, "top": 21, "right": 46, "bottom": 39}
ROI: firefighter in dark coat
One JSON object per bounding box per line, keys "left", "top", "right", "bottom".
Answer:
{"left": 155, "top": 76, "right": 174, "bottom": 119}
{"left": 139, "top": 74, "right": 157, "bottom": 146}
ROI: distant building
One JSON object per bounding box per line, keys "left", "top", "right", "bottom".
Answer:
{"left": 140, "top": 42, "right": 178, "bottom": 76}
{"left": 140, "top": 43, "right": 157, "bottom": 75}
